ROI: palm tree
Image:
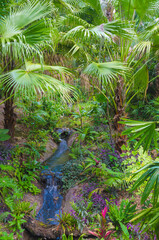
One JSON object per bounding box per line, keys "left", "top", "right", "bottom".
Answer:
{"left": 134, "top": 17, "right": 159, "bottom": 95}
{"left": 59, "top": 0, "right": 155, "bottom": 152}
{"left": 0, "top": 1, "right": 76, "bottom": 138}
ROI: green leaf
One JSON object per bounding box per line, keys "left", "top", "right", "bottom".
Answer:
{"left": 0, "top": 66, "right": 77, "bottom": 102}
{"left": 0, "top": 129, "right": 11, "bottom": 141}
{"left": 119, "top": 222, "right": 129, "bottom": 239}
{"left": 121, "top": 119, "right": 158, "bottom": 151}
{"left": 84, "top": 61, "right": 130, "bottom": 84}
{"left": 141, "top": 170, "right": 159, "bottom": 204}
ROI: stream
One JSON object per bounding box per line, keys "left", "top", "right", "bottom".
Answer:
{"left": 36, "top": 129, "right": 70, "bottom": 225}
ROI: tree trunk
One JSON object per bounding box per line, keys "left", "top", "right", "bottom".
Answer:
{"left": 155, "top": 62, "right": 159, "bottom": 97}
{"left": 3, "top": 53, "right": 16, "bottom": 138}
{"left": 113, "top": 78, "right": 127, "bottom": 153}
{"left": 100, "top": 0, "right": 114, "bottom": 21}
{"left": 4, "top": 91, "right": 16, "bottom": 138}
{"left": 106, "top": 2, "right": 114, "bottom": 21}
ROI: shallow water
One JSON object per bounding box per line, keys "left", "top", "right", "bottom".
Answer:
{"left": 47, "top": 139, "right": 69, "bottom": 171}
{"left": 36, "top": 138, "right": 69, "bottom": 224}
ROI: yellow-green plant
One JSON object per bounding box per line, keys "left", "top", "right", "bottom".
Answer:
{"left": 62, "top": 233, "right": 85, "bottom": 240}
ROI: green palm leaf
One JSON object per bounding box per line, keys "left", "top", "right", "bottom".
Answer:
{"left": 0, "top": 1, "right": 51, "bottom": 58}
{"left": 121, "top": 119, "right": 159, "bottom": 151}
{"left": 131, "top": 162, "right": 159, "bottom": 205}
{"left": 25, "top": 61, "right": 73, "bottom": 76}
{"left": 102, "top": 20, "right": 136, "bottom": 40}
{"left": 63, "top": 20, "right": 134, "bottom": 43}
{"left": 59, "top": 14, "right": 93, "bottom": 30}
{"left": 134, "top": 19, "right": 159, "bottom": 57}
{"left": 82, "top": 0, "right": 106, "bottom": 23}
{"left": 84, "top": 61, "right": 130, "bottom": 84}
{"left": 63, "top": 25, "right": 110, "bottom": 42}
{"left": 0, "top": 62, "right": 77, "bottom": 102}
{"left": 118, "top": 0, "right": 159, "bottom": 20}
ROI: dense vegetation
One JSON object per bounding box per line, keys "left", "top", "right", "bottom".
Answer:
{"left": 0, "top": 0, "right": 159, "bottom": 239}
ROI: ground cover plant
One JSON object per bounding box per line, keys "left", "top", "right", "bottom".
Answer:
{"left": 0, "top": 0, "right": 159, "bottom": 239}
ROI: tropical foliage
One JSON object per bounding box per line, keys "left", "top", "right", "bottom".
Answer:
{"left": 0, "top": 0, "right": 159, "bottom": 239}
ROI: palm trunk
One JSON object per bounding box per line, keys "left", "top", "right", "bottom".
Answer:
{"left": 3, "top": 54, "right": 16, "bottom": 138}
{"left": 155, "top": 62, "right": 159, "bottom": 97}
{"left": 113, "top": 77, "right": 127, "bottom": 153}
{"left": 100, "top": 0, "right": 114, "bottom": 21}
{"left": 4, "top": 91, "right": 16, "bottom": 138}
{"left": 106, "top": 2, "right": 114, "bottom": 21}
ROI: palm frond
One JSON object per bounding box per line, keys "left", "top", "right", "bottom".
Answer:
{"left": 63, "top": 20, "right": 136, "bottom": 44}
{"left": 25, "top": 61, "right": 73, "bottom": 76}
{"left": 64, "top": 0, "right": 86, "bottom": 9}
{"left": 84, "top": 61, "right": 130, "bottom": 84}
{"left": 134, "top": 41, "right": 151, "bottom": 58}
{"left": 63, "top": 25, "right": 111, "bottom": 42}
{"left": 121, "top": 119, "right": 159, "bottom": 151}
{"left": 53, "top": 0, "right": 75, "bottom": 13}
{"left": 134, "top": 19, "right": 159, "bottom": 57}
{"left": 10, "top": 1, "right": 50, "bottom": 29}
{"left": 82, "top": 0, "right": 106, "bottom": 22}
{"left": 131, "top": 162, "right": 159, "bottom": 205}
{"left": 102, "top": 20, "right": 137, "bottom": 40}
{"left": 118, "top": 0, "right": 159, "bottom": 20}
{"left": 0, "top": 1, "right": 51, "bottom": 58}
{"left": 133, "top": 64, "right": 149, "bottom": 97}
{"left": 59, "top": 14, "right": 93, "bottom": 30}
{"left": 0, "top": 63, "right": 77, "bottom": 102}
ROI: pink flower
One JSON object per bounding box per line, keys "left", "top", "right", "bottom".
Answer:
{"left": 102, "top": 207, "right": 108, "bottom": 218}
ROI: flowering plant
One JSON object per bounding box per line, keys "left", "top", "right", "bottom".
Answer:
{"left": 88, "top": 207, "right": 115, "bottom": 240}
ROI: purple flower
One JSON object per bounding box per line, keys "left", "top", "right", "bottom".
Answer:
{"left": 127, "top": 223, "right": 151, "bottom": 239}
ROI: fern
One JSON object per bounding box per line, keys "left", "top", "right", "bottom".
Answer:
{"left": 0, "top": 164, "right": 14, "bottom": 173}
{"left": 4, "top": 197, "right": 15, "bottom": 212}
{"left": 0, "top": 176, "right": 23, "bottom": 200}
{"left": 0, "top": 212, "right": 10, "bottom": 223}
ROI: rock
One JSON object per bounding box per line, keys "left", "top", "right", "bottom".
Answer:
{"left": 62, "top": 185, "right": 83, "bottom": 214}
{"left": 40, "top": 138, "right": 58, "bottom": 163}
{"left": 24, "top": 216, "right": 61, "bottom": 239}
{"left": 23, "top": 184, "right": 95, "bottom": 239}
{"left": 22, "top": 230, "right": 39, "bottom": 240}
{"left": 24, "top": 216, "right": 92, "bottom": 239}
{"left": 23, "top": 190, "right": 43, "bottom": 216}
{"left": 67, "top": 132, "right": 79, "bottom": 147}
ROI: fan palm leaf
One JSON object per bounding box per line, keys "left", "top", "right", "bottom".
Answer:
{"left": 63, "top": 25, "right": 111, "bottom": 42}
{"left": 134, "top": 19, "right": 159, "bottom": 57}
{"left": 102, "top": 20, "right": 136, "bottom": 40}
{"left": 53, "top": 0, "right": 75, "bottom": 13}
{"left": 84, "top": 61, "right": 130, "bottom": 84}
{"left": 0, "top": 1, "right": 51, "bottom": 58}
{"left": 59, "top": 14, "right": 93, "bottom": 30}
{"left": 0, "top": 62, "right": 77, "bottom": 102}
{"left": 63, "top": 20, "right": 135, "bottom": 43}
